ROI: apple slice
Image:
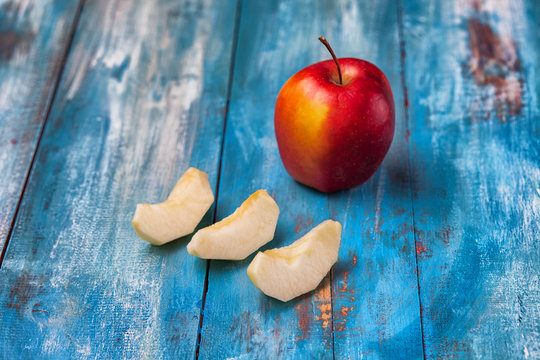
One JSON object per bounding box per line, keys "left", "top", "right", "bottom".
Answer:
{"left": 132, "top": 167, "right": 214, "bottom": 245}
{"left": 247, "top": 220, "right": 341, "bottom": 302}
{"left": 187, "top": 190, "right": 279, "bottom": 260}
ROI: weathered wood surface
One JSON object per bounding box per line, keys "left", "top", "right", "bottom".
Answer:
{"left": 0, "top": 0, "right": 538, "bottom": 358}
{"left": 0, "top": 0, "right": 82, "bottom": 252}
{"left": 0, "top": 0, "right": 238, "bottom": 358}
{"left": 198, "top": 0, "right": 423, "bottom": 359}
{"left": 198, "top": 1, "right": 334, "bottom": 357}
{"left": 328, "top": 1, "right": 425, "bottom": 358}
{"left": 401, "top": 0, "right": 540, "bottom": 358}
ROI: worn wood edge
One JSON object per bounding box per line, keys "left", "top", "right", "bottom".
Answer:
{"left": 0, "top": 0, "right": 85, "bottom": 262}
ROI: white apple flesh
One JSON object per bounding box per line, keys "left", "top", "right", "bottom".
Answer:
{"left": 132, "top": 167, "right": 214, "bottom": 245}
{"left": 247, "top": 220, "right": 341, "bottom": 302}
{"left": 187, "top": 190, "right": 279, "bottom": 260}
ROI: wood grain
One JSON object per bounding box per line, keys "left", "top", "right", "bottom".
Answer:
{"left": 0, "top": 0, "right": 538, "bottom": 358}
{"left": 401, "top": 0, "right": 540, "bottom": 358}
{"left": 0, "top": 0, "right": 238, "bottom": 358}
{"left": 328, "top": 1, "right": 424, "bottom": 358}
{"left": 197, "top": 0, "right": 423, "bottom": 358}
{"left": 0, "top": 0, "right": 82, "bottom": 253}
{"left": 198, "top": 1, "right": 332, "bottom": 357}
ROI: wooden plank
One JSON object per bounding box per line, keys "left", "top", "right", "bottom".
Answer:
{"left": 198, "top": 0, "right": 423, "bottom": 358}
{"left": 0, "top": 0, "right": 238, "bottom": 358}
{"left": 198, "top": 2, "right": 331, "bottom": 357}
{"left": 0, "top": 0, "right": 82, "bottom": 252}
{"left": 328, "top": 0, "right": 425, "bottom": 358}
{"left": 401, "top": 0, "right": 540, "bottom": 358}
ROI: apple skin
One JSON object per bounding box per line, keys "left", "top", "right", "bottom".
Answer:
{"left": 274, "top": 57, "right": 395, "bottom": 192}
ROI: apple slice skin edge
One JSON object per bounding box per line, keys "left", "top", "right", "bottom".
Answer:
{"left": 131, "top": 167, "right": 214, "bottom": 245}
{"left": 187, "top": 189, "right": 280, "bottom": 260}
{"left": 247, "top": 220, "right": 342, "bottom": 302}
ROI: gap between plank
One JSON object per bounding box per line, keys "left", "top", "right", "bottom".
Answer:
{"left": 194, "top": 0, "right": 243, "bottom": 358}
{"left": 326, "top": 193, "right": 336, "bottom": 359}
{"left": 0, "top": 0, "right": 86, "bottom": 269}
{"left": 330, "top": 266, "right": 336, "bottom": 360}
{"left": 397, "top": 2, "right": 427, "bottom": 359}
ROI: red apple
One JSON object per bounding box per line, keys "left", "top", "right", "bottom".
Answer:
{"left": 274, "top": 37, "right": 395, "bottom": 192}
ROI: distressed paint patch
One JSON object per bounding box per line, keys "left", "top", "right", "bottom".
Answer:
{"left": 334, "top": 251, "right": 358, "bottom": 334}
{"left": 415, "top": 240, "right": 432, "bottom": 258}
{"left": 314, "top": 277, "right": 331, "bottom": 330}
{"left": 228, "top": 311, "right": 262, "bottom": 354}
{"left": 430, "top": 337, "right": 472, "bottom": 358}
{"left": 414, "top": 224, "right": 455, "bottom": 259}
{"left": 294, "top": 214, "right": 314, "bottom": 234}
{"left": 468, "top": 17, "right": 523, "bottom": 119}
{"left": 334, "top": 303, "right": 354, "bottom": 334}
{"left": 373, "top": 297, "right": 392, "bottom": 346}
{"left": 0, "top": 29, "right": 35, "bottom": 61}
{"left": 6, "top": 273, "right": 45, "bottom": 314}
{"left": 166, "top": 311, "right": 191, "bottom": 343}
{"left": 295, "top": 299, "right": 312, "bottom": 341}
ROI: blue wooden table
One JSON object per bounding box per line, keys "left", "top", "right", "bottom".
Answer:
{"left": 0, "top": 0, "right": 538, "bottom": 358}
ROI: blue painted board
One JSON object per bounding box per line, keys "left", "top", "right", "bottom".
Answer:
{"left": 198, "top": 1, "right": 332, "bottom": 357}
{"left": 401, "top": 0, "right": 540, "bottom": 358}
{"left": 0, "top": 0, "right": 82, "bottom": 251}
{"left": 198, "top": 0, "right": 423, "bottom": 358}
{"left": 1, "top": 0, "right": 538, "bottom": 358}
{"left": 327, "top": 1, "right": 424, "bottom": 358}
{"left": 0, "top": 0, "right": 238, "bottom": 358}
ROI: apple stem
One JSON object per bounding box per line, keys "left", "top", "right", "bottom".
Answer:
{"left": 318, "top": 36, "right": 342, "bottom": 85}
